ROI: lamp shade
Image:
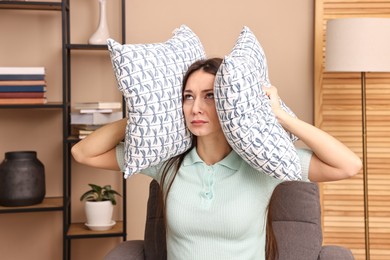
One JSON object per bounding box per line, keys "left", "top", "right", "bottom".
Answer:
{"left": 325, "top": 18, "right": 390, "bottom": 72}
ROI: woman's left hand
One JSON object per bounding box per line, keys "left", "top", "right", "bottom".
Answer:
{"left": 262, "top": 85, "right": 362, "bottom": 182}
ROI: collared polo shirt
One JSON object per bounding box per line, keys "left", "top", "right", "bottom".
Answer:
{"left": 116, "top": 144, "right": 312, "bottom": 259}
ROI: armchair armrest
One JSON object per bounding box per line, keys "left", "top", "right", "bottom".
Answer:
{"left": 104, "top": 240, "right": 145, "bottom": 260}
{"left": 318, "top": 245, "right": 354, "bottom": 260}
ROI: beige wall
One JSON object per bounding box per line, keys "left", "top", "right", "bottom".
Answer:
{"left": 0, "top": 0, "right": 313, "bottom": 259}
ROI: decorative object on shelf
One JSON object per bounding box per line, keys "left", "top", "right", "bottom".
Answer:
{"left": 0, "top": 151, "right": 45, "bottom": 207}
{"left": 80, "top": 184, "right": 121, "bottom": 230}
{"left": 325, "top": 17, "right": 390, "bottom": 260}
{"left": 88, "top": 0, "right": 110, "bottom": 44}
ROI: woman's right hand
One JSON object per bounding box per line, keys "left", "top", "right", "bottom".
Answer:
{"left": 71, "top": 118, "right": 127, "bottom": 171}
{"left": 262, "top": 86, "right": 361, "bottom": 182}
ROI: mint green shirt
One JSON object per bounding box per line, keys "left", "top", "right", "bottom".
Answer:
{"left": 116, "top": 145, "right": 312, "bottom": 260}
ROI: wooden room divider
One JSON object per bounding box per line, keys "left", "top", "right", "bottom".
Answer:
{"left": 314, "top": 1, "right": 390, "bottom": 259}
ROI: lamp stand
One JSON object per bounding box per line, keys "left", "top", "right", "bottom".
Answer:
{"left": 361, "top": 71, "right": 370, "bottom": 260}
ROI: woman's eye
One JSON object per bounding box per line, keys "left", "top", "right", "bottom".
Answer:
{"left": 205, "top": 93, "right": 214, "bottom": 99}
{"left": 184, "top": 94, "right": 194, "bottom": 100}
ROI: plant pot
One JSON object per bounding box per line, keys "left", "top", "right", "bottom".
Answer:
{"left": 84, "top": 200, "right": 114, "bottom": 230}
{"left": 0, "top": 151, "right": 45, "bottom": 207}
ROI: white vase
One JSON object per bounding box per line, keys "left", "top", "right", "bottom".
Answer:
{"left": 88, "top": 0, "right": 110, "bottom": 45}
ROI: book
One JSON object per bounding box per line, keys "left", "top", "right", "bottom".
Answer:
{"left": 0, "top": 74, "right": 45, "bottom": 81}
{"left": 77, "top": 129, "right": 95, "bottom": 139}
{"left": 72, "top": 124, "right": 103, "bottom": 131}
{"left": 78, "top": 129, "right": 95, "bottom": 135}
{"left": 71, "top": 124, "right": 103, "bottom": 136}
{"left": 0, "top": 67, "right": 45, "bottom": 75}
{"left": 0, "top": 80, "right": 46, "bottom": 86}
{"left": 70, "top": 111, "right": 123, "bottom": 125}
{"left": 0, "top": 98, "right": 47, "bottom": 104}
{"left": 0, "top": 92, "right": 45, "bottom": 98}
{"left": 0, "top": 86, "right": 46, "bottom": 92}
{"left": 79, "top": 108, "right": 114, "bottom": 114}
{"left": 74, "top": 101, "right": 122, "bottom": 110}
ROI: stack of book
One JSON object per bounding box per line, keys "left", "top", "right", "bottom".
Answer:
{"left": 0, "top": 67, "right": 47, "bottom": 104}
{"left": 71, "top": 101, "right": 123, "bottom": 139}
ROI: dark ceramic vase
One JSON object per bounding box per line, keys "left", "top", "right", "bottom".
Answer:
{"left": 0, "top": 151, "right": 46, "bottom": 207}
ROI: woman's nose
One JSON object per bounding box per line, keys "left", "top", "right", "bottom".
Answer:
{"left": 192, "top": 98, "right": 203, "bottom": 114}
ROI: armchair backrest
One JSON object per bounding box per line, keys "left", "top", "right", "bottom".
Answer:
{"left": 268, "top": 181, "right": 323, "bottom": 259}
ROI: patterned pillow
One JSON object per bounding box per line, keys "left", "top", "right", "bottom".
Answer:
{"left": 107, "top": 25, "right": 206, "bottom": 178}
{"left": 214, "top": 26, "right": 302, "bottom": 180}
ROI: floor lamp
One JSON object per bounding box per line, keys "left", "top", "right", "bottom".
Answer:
{"left": 325, "top": 18, "right": 390, "bottom": 260}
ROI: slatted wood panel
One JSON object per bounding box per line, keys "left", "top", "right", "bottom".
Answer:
{"left": 314, "top": 1, "right": 390, "bottom": 259}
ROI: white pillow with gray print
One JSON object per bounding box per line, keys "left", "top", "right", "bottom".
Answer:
{"left": 107, "top": 25, "right": 206, "bottom": 178}
{"left": 214, "top": 26, "right": 302, "bottom": 180}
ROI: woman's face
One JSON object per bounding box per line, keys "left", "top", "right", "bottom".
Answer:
{"left": 183, "top": 69, "right": 223, "bottom": 138}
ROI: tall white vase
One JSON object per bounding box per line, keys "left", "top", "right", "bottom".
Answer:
{"left": 88, "top": 0, "right": 110, "bottom": 45}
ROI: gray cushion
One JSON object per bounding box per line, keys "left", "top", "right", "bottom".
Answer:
{"left": 104, "top": 240, "right": 145, "bottom": 260}
{"left": 319, "top": 245, "right": 355, "bottom": 260}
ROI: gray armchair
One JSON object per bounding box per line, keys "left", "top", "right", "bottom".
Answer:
{"left": 105, "top": 180, "right": 354, "bottom": 260}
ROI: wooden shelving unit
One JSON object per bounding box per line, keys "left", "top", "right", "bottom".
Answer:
{"left": 62, "top": 0, "right": 127, "bottom": 259}
{"left": 0, "top": 197, "right": 63, "bottom": 214}
{"left": 0, "top": 1, "right": 62, "bottom": 11}
{"left": 0, "top": 1, "right": 127, "bottom": 259}
{"left": 0, "top": 2, "right": 66, "bottom": 259}
{"left": 66, "top": 221, "right": 124, "bottom": 239}
{"left": 0, "top": 102, "right": 64, "bottom": 109}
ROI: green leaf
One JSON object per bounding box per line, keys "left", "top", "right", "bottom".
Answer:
{"left": 80, "top": 190, "right": 98, "bottom": 201}
{"left": 80, "top": 183, "right": 121, "bottom": 204}
{"left": 89, "top": 184, "right": 102, "bottom": 193}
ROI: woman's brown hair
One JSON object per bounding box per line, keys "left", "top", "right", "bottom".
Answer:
{"left": 266, "top": 200, "right": 278, "bottom": 259}
{"left": 156, "top": 57, "right": 278, "bottom": 259}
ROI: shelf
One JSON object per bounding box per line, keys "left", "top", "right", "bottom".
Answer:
{"left": 0, "top": 197, "right": 63, "bottom": 214}
{"left": 66, "top": 135, "right": 80, "bottom": 143}
{"left": 66, "top": 221, "right": 125, "bottom": 239}
{"left": 66, "top": 44, "right": 108, "bottom": 50}
{"left": 0, "top": 1, "right": 62, "bottom": 11}
{"left": 0, "top": 102, "right": 64, "bottom": 109}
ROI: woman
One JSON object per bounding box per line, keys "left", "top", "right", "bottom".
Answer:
{"left": 71, "top": 58, "right": 362, "bottom": 260}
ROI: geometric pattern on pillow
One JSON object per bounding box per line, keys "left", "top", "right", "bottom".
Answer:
{"left": 214, "top": 27, "right": 302, "bottom": 180}
{"left": 107, "top": 25, "right": 206, "bottom": 178}
{"left": 229, "top": 26, "right": 299, "bottom": 142}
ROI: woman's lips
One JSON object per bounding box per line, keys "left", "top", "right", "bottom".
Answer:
{"left": 191, "top": 120, "right": 207, "bottom": 125}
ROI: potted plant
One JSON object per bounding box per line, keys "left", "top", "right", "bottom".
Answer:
{"left": 80, "top": 184, "right": 121, "bottom": 231}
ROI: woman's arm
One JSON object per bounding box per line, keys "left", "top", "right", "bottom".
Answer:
{"left": 71, "top": 118, "right": 127, "bottom": 171}
{"left": 263, "top": 86, "right": 362, "bottom": 182}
